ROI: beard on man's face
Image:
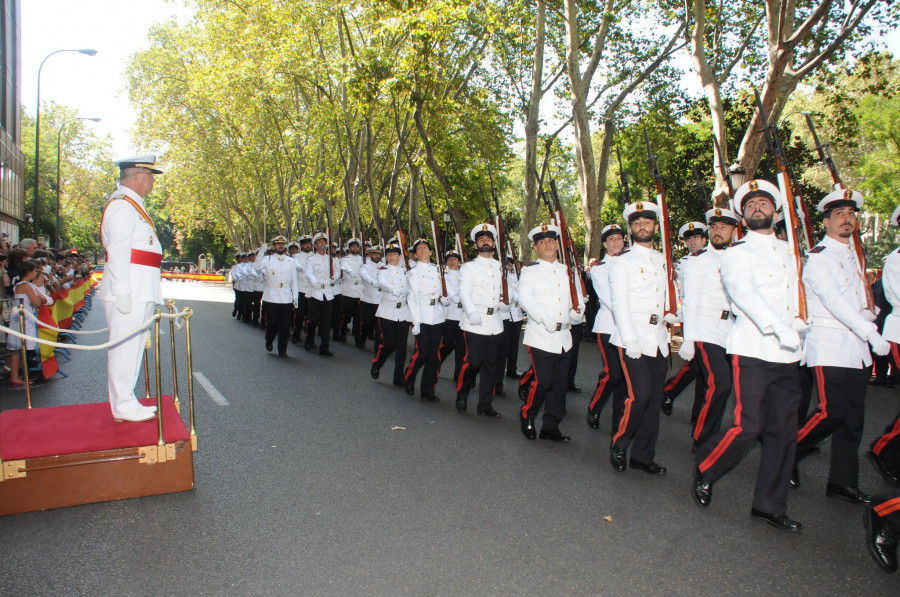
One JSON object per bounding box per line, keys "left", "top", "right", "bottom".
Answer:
{"left": 746, "top": 211, "right": 773, "bottom": 231}
{"left": 631, "top": 228, "right": 655, "bottom": 243}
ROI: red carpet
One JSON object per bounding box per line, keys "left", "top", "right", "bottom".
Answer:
{"left": 0, "top": 397, "right": 190, "bottom": 461}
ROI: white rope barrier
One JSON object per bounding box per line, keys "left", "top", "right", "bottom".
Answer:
{"left": 22, "top": 309, "right": 109, "bottom": 335}
{"left": 1, "top": 310, "right": 189, "bottom": 351}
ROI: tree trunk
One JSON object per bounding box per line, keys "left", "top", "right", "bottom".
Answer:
{"left": 521, "top": 0, "right": 545, "bottom": 263}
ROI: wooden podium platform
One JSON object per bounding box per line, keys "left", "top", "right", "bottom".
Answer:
{"left": 0, "top": 397, "right": 194, "bottom": 516}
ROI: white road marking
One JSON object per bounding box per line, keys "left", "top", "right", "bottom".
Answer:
{"left": 193, "top": 372, "right": 229, "bottom": 405}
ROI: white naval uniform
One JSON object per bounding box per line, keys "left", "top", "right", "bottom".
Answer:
{"left": 341, "top": 254, "right": 364, "bottom": 300}
{"left": 254, "top": 250, "right": 299, "bottom": 304}
{"left": 519, "top": 260, "right": 576, "bottom": 354}
{"left": 589, "top": 255, "right": 618, "bottom": 336}
{"left": 100, "top": 185, "right": 162, "bottom": 420}
{"left": 295, "top": 250, "right": 313, "bottom": 295}
{"left": 609, "top": 243, "right": 669, "bottom": 358}
{"left": 459, "top": 255, "right": 503, "bottom": 336}
{"left": 680, "top": 248, "right": 733, "bottom": 349}
{"left": 359, "top": 260, "right": 383, "bottom": 305}
{"left": 376, "top": 264, "right": 411, "bottom": 321}
{"left": 406, "top": 262, "right": 446, "bottom": 328}
{"left": 880, "top": 248, "right": 900, "bottom": 343}
{"left": 444, "top": 268, "right": 463, "bottom": 321}
{"left": 305, "top": 253, "right": 337, "bottom": 300}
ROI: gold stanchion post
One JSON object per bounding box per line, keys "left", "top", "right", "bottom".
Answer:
{"left": 153, "top": 310, "right": 164, "bottom": 447}
{"left": 18, "top": 305, "right": 31, "bottom": 409}
{"left": 143, "top": 344, "right": 151, "bottom": 400}
{"left": 165, "top": 299, "right": 180, "bottom": 413}
{"left": 183, "top": 308, "right": 197, "bottom": 451}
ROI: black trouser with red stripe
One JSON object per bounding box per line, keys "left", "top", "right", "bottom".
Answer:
{"left": 340, "top": 295, "right": 361, "bottom": 340}
{"left": 691, "top": 342, "right": 732, "bottom": 445}
{"left": 612, "top": 348, "right": 668, "bottom": 464}
{"left": 503, "top": 319, "right": 523, "bottom": 376}
{"left": 665, "top": 358, "right": 699, "bottom": 402}
{"left": 405, "top": 322, "right": 444, "bottom": 397}
{"left": 264, "top": 302, "right": 293, "bottom": 355}
{"left": 439, "top": 319, "right": 463, "bottom": 380}
{"left": 293, "top": 293, "right": 308, "bottom": 340}
{"left": 588, "top": 333, "right": 626, "bottom": 428}
{"left": 567, "top": 323, "right": 584, "bottom": 388}
{"left": 871, "top": 342, "right": 900, "bottom": 469}
{"left": 872, "top": 491, "right": 900, "bottom": 532}
{"left": 359, "top": 301, "right": 380, "bottom": 348}
{"left": 307, "top": 297, "right": 333, "bottom": 350}
{"left": 696, "top": 356, "right": 801, "bottom": 515}
{"left": 372, "top": 318, "right": 409, "bottom": 384}
{"left": 796, "top": 365, "right": 868, "bottom": 487}
{"left": 521, "top": 346, "right": 572, "bottom": 431}
{"left": 456, "top": 331, "right": 501, "bottom": 412}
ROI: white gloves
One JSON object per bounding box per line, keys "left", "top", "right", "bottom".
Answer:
{"left": 439, "top": 296, "right": 450, "bottom": 306}
{"left": 544, "top": 321, "right": 560, "bottom": 334}
{"left": 861, "top": 309, "right": 877, "bottom": 322}
{"left": 116, "top": 293, "right": 132, "bottom": 314}
{"left": 664, "top": 313, "right": 680, "bottom": 325}
{"left": 678, "top": 340, "right": 695, "bottom": 362}
{"left": 258, "top": 243, "right": 268, "bottom": 252}
{"left": 293, "top": 300, "right": 298, "bottom": 309}
{"left": 467, "top": 311, "right": 483, "bottom": 326}
{"left": 412, "top": 323, "right": 421, "bottom": 336}
{"left": 569, "top": 309, "right": 582, "bottom": 321}
{"left": 866, "top": 330, "right": 891, "bottom": 356}
{"left": 625, "top": 340, "right": 642, "bottom": 359}
{"left": 772, "top": 323, "right": 801, "bottom": 350}
{"left": 791, "top": 317, "right": 810, "bottom": 333}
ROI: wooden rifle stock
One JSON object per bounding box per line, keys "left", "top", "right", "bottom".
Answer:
{"left": 643, "top": 127, "right": 678, "bottom": 317}
{"left": 547, "top": 177, "right": 584, "bottom": 313}
{"left": 421, "top": 181, "right": 447, "bottom": 297}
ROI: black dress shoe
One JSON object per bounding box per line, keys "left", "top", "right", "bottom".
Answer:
{"left": 319, "top": 349, "right": 333, "bottom": 357}
{"left": 750, "top": 509, "right": 802, "bottom": 533}
{"left": 493, "top": 386, "right": 506, "bottom": 397}
{"left": 869, "top": 450, "right": 900, "bottom": 484}
{"left": 290, "top": 335, "right": 300, "bottom": 344}
{"left": 278, "top": 353, "right": 287, "bottom": 358}
{"left": 404, "top": 384, "right": 415, "bottom": 396}
{"left": 478, "top": 406, "right": 501, "bottom": 418}
{"left": 455, "top": 395, "right": 467, "bottom": 413}
{"left": 661, "top": 395, "right": 674, "bottom": 416}
{"left": 265, "top": 341, "right": 273, "bottom": 352}
{"left": 392, "top": 379, "right": 404, "bottom": 387}
{"left": 420, "top": 395, "right": 440, "bottom": 403}
{"left": 629, "top": 459, "right": 666, "bottom": 475}
{"left": 370, "top": 365, "right": 380, "bottom": 380}
{"left": 305, "top": 343, "right": 318, "bottom": 351}
{"left": 790, "top": 463, "right": 800, "bottom": 488}
{"left": 521, "top": 418, "right": 536, "bottom": 440}
{"left": 609, "top": 444, "right": 627, "bottom": 472}
{"left": 586, "top": 412, "right": 600, "bottom": 430}
{"left": 864, "top": 506, "right": 899, "bottom": 573}
{"left": 506, "top": 370, "right": 520, "bottom": 379}
{"left": 692, "top": 469, "right": 712, "bottom": 508}
{"left": 826, "top": 484, "right": 872, "bottom": 504}
{"left": 539, "top": 429, "right": 571, "bottom": 442}
{"left": 567, "top": 384, "right": 582, "bottom": 393}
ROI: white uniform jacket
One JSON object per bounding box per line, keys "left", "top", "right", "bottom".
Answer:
{"left": 294, "top": 251, "right": 313, "bottom": 294}
{"left": 721, "top": 230, "right": 802, "bottom": 364}
{"left": 502, "top": 270, "right": 525, "bottom": 323}
{"left": 341, "top": 254, "right": 364, "bottom": 299}
{"left": 98, "top": 186, "right": 162, "bottom": 305}
{"left": 443, "top": 268, "right": 464, "bottom": 321}
{"left": 803, "top": 235, "right": 876, "bottom": 368}
{"left": 459, "top": 255, "right": 503, "bottom": 336}
{"left": 376, "top": 264, "right": 411, "bottom": 322}
{"left": 569, "top": 268, "right": 588, "bottom": 326}
{"left": 230, "top": 262, "right": 246, "bottom": 292}
{"left": 609, "top": 244, "right": 669, "bottom": 357}
{"left": 254, "top": 250, "right": 298, "bottom": 305}
{"left": 882, "top": 249, "right": 900, "bottom": 343}
{"left": 519, "top": 259, "right": 581, "bottom": 354}
{"left": 407, "top": 261, "right": 446, "bottom": 326}
{"left": 589, "top": 255, "right": 618, "bottom": 335}
{"left": 305, "top": 253, "right": 337, "bottom": 301}
{"left": 680, "top": 247, "right": 733, "bottom": 349}
{"left": 246, "top": 261, "right": 265, "bottom": 292}
{"left": 359, "top": 260, "right": 383, "bottom": 305}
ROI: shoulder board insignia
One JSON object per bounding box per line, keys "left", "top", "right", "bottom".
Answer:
{"left": 618, "top": 249, "right": 630, "bottom": 255}
{"left": 693, "top": 249, "right": 707, "bottom": 257}
{"left": 727, "top": 241, "right": 745, "bottom": 248}
{"left": 808, "top": 245, "right": 826, "bottom": 254}
{"left": 526, "top": 261, "right": 538, "bottom": 267}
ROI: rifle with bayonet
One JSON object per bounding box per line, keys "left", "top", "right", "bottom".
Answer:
{"left": 390, "top": 203, "right": 410, "bottom": 271}
{"left": 421, "top": 180, "right": 447, "bottom": 297}
{"left": 488, "top": 167, "right": 520, "bottom": 276}
{"left": 479, "top": 182, "right": 509, "bottom": 305}
{"left": 615, "top": 147, "right": 633, "bottom": 247}
{"left": 545, "top": 169, "right": 586, "bottom": 313}
{"left": 754, "top": 88, "right": 808, "bottom": 321}
{"left": 444, "top": 198, "right": 466, "bottom": 262}
{"left": 336, "top": 210, "right": 347, "bottom": 279}
{"left": 643, "top": 126, "right": 678, "bottom": 319}
{"left": 325, "top": 205, "right": 334, "bottom": 278}
{"left": 805, "top": 113, "right": 875, "bottom": 312}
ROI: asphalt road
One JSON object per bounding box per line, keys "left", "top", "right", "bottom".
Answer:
{"left": 1, "top": 281, "right": 898, "bottom": 595}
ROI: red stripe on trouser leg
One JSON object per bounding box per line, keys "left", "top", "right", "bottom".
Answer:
{"left": 521, "top": 347, "right": 540, "bottom": 419}
{"left": 518, "top": 367, "right": 534, "bottom": 388}
{"left": 797, "top": 366, "right": 828, "bottom": 442}
{"left": 372, "top": 319, "right": 385, "bottom": 365}
{"left": 456, "top": 332, "right": 471, "bottom": 393}
{"left": 405, "top": 334, "right": 421, "bottom": 380}
{"left": 611, "top": 347, "right": 636, "bottom": 445}
{"left": 874, "top": 496, "right": 900, "bottom": 517}
{"left": 589, "top": 335, "right": 610, "bottom": 410}
{"left": 664, "top": 361, "right": 691, "bottom": 393}
{"left": 873, "top": 343, "right": 900, "bottom": 454}
{"left": 692, "top": 343, "right": 716, "bottom": 441}
{"left": 699, "top": 354, "right": 744, "bottom": 474}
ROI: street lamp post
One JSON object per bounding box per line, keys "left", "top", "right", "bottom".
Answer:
{"left": 33, "top": 48, "right": 97, "bottom": 241}
{"left": 57, "top": 117, "right": 101, "bottom": 249}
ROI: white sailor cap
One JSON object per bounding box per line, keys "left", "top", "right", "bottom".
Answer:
{"left": 601, "top": 224, "right": 626, "bottom": 241}
{"left": 704, "top": 207, "right": 741, "bottom": 226}
{"left": 346, "top": 237, "right": 362, "bottom": 247}
{"left": 732, "top": 179, "right": 782, "bottom": 216}
{"left": 623, "top": 201, "right": 661, "bottom": 222}
{"left": 366, "top": 244, "right": 383, "bottom": 253}
{"left": 528, "top": 223, "right": 561, "bottom": 242}
{"left": 470, "top": 223, "right": 497, "bottom": 242}
{"left": 270, "top": 235, "right": 288, "bottom": 244}
{"left": 312, "top": 232, "right": 329, "bottom": 243}
{"left": 411, "top": 238, "right": 432, "bottom": 251}
{"left": 678, "top": 221, "right": 707, "bottom": 239}
{"left": 891, "top": 205, "right": 900, "bottom": 227}
{"left": 115, "top": 153, "right": 163, "bottom": 174}
{"left": 287, "top": 241, "right": 298, "bottom": 250}
{"left": 298, "top": 235, "right": 313, "bottom": 243}
{"left": 384, "top": 242, "right": 402, "bottom": 255}
{"left": 445, "top": 249, "right": 461, "bottom": 260}
{"left": 817, "top": 188, "right": 863, "bottom": 213}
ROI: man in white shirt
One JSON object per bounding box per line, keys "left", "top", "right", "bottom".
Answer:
{"left": 292, "top": 235, "right": 313, "bottom": 344}
{"left": 403, "top": 238, "right": 448, "bottom": 401}
{"left": 253, "top": 235, "right": 299, "bottom": 357}
{"left": 438, "top": 250, "right": 465, "bottom": 380}
{"left": 305, "top": 232, "right": 337, "bottom": 356}
{"left": 339, "top": 239, "right": 364, "bottom": 343}
{"left": 358, "top": 245, "right": 384, "bottom": 350}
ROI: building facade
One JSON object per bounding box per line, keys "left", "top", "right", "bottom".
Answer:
{"left": 0, "top": 0, "right": 23, "bottom": 243}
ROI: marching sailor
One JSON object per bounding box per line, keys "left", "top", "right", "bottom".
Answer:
{"left": 254, "top": 236, "right": 299, "bottom": 357}
{"left": 403, "top": 238, "right": 448, "bottom": 401}
{"left": 305, "top": 232, "right": 337, "bottom": 356}
{"left": 340, "top": 238, "right": 364, "bottom": 344}
{"left": 438, "top": 250, "right": 465, "bottom": 381}
{"left": 292, "top": 235, "right": 313, "bottom": 344}
{"left": 358, "top": 245, "right": 384, "bottom": 350}
{"left": 371, "top": 242, "right": 411, "bottom": 385}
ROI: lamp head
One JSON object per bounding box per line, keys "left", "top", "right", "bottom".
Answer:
{"left": 78, "top": 49, "right": 98, "bottom": 56}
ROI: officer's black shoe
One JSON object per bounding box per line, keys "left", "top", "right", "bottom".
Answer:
{"left": 506, "top": 370, "right": 520, "bottom": 379}
{"left": 370, "top": 365, "right": 380, "bottom": 380}
{"left": 790, "top": 463, "right": 800, "bottom": 488}
{"left": 278, "top": 353, "right": 287, "bottom": 358}
{"left": 750, "top": 509, "right": 802, "bottom": 532}
{"left": 232, "top": 309, "right": 237, "bottom": 318}
{"left": 319, "top": 349, "right": 334, "bottom": 357}
{"left": 826, "top": 484, "right": 872, "bottom": 504}
{"left": 692, "top": 469, "right": 712, "bottom": 508}
{"left": 864, "top": 505, "right": 899, "bottom": 573}
{"left": 629, "top": 459, "right": 666, "bottom": 475}
{"left": 455, "top": 395, "right": 467, "bottom": 413}
{"left": 305, "top": 343, "right": 318, "bottom": 351}
{"left": 478, "top": 406, "right": 501, "bottom": 418}
{"left": 869, "top": 450, "right": 900, "bottom": 484}
{"left": 493, "top": 386, "right": 506, "bottom": 397}
{"left": 567, "top": 384, "right": 582, "bottom": 393}
{"left": 661, "top": 395, "right": 674, "bottom": 416}
{"left": 404, "top": 383, "right": 415, "bottom": 396}
{"left": 420, "top": 395, "right": 440, "bottom": 403}
{"left": 521, "top": 418, "right": 536, "bottom": 440}
{"left": 265, "top": 341, "right": 273, "bottom": 352}
{"left": 586, "top": 412, "right": 600, "bottom": 430}
{"left": 355, "top": 340, "right": 366, "bottom": 349}
{"left": 539, "top": 429, "right": 571, "bottom": 443}
{"left": 392, "top": 379, "right": 404, "bottom": 387}
{"left": 251, "top": 319, "right": 260, "bottom": 326}
{"left": 290, "top": 335, "right": 300, "bottom": 344}
{"left": 609, "top": 444, "right": 627, "bottom": 472}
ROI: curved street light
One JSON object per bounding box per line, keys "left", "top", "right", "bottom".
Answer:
{"left": 57, "top": 117, "right": 101, "bottom": 249}
{"left": 33, "top": 48, "right": 97, "bottom": 240}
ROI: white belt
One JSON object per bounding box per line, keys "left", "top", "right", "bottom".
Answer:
{"left": 810, "top": 316, "right": 850, "bottom": 331}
